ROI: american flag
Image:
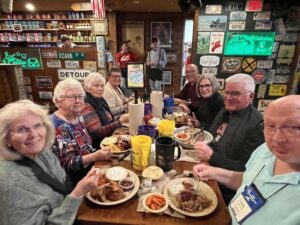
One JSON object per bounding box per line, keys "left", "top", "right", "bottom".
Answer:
{"left": 91, "top": 0, "right": 106, "bottom": 19}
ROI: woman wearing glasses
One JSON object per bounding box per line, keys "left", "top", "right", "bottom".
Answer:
{"left": 51, "top": 78, "right": 112, "bottom": 187}
{"left": 0, "top": 100, "right": 100, "bottom": 225}
{"left": 81, "top": 72, "right": 129, "bottom": 149}
{"left": 180, "top": 74, "right": 224, "bottom": 130}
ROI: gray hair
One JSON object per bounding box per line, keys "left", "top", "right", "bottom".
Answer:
{"left": 52, "top": 78, "right": 84, "bottom": 107}
{"left": 196, "top": 74, "right": 220, "bottom": 97}
{"left": 0, "top": 100, "right": 55, "bottom": 160}
{"left": 83, "top": 72, "right": 106, "bottom": 92}
{"left": 225, "top": 73, "right": 255, "bottom": 92}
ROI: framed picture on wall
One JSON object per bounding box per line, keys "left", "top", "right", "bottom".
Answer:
{"left": 161, "top": 70, "right": 172, "bottom": 85}
{"left": 91, "top": 19, "right": 108, "bottom": 35}
{"left": 124, "top": 21, "right": 145, "bottom": 55}
{"left": 151, "top": 22, "right": 172, "bottom": 48}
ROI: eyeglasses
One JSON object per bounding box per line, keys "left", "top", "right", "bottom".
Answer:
{"left": 110, "top": 75, "right": 121, "bottom": 79}
{"left": 61, "top": 95, "right": 85, "bottom": 101}
{"left": 262, "top": 123, "right": 300, "bottom": 137}
{"left": 10, "top": 122, "right": 46, "bottom": 136}
{"left": 199, "top": 84, "right": 212, "bottom": 89}
{"left": 224, "top": 91, "right": 251, "bottom": 98}
{"left": 185, "top": 70, "right": 196, "bottom": 74}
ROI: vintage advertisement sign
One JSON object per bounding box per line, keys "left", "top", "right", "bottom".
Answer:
{"left": 242, "top": 57, "right": 257, "bottom": 72}
{"left": 257, "top": 84, "right": 267, "bottom": 98}
{"left": 58, "top": 69, "right": 90, "bottom": 81}
{"left": 221, "top": 57, "right": 242, "bottom": 73}
{"left": 257, "top": 60, "right": 273, "bottom": 69}
{"left": 38, "top": 91, "right": 53, "bottom": 100}
{"left": 199, "top": 55, "right": 220, "bottom": 67}
{"left": 197, "top": 32, "right": 210, "bottom": 54}
{"left": 265, "top": 69, "right": 275, "bottom": 84}
{"left": 229, "top": 11, "right": 247, "bottom": 20}
{"left": 35, "top": 76, "right": 53, "bottom": 88}
{"left": 198, "top": 15, "right": 227, "bottom": 31}
{"left": 97, "top": 51, "right": 105, "bottom": 68}
{"left": 205, "top": 5, "right": 222, "bottom": 14}
{"left": 277, "top": 44, "right": 296, "bottom": 65}
{"left": 58, "top": 52, "right": 85, "bottom": 60}
{"left": 65, "top": 60, "right": 80, "bottom": 69}
{"left": 272, "top": 42, "right": 279, "bottom": 53}
{"left": 252, "top": 69, "right": 266, "bottom": 84}
{"left": 217, "top": 79, "right": 225, "bottom": 89}
{"left": 255, "top": 21, "right": 273, "bottom": 30}
{"left": 209, "top": 32, "right": 224, "bottom": 54}
{"left": 46, "top": 60, "right": 61, "bottom": 68}
{"left": 274, "top": 18, "right": 286, "bottom": 35}
{"left": 41, "top": 50, "right": 57, "bottom": 59}
{"left": 245, "top": 0, "right": 263, "bottom": 12}
{"left": 258, "top": 99, "right": 273, "bottom": 112}
{"left": 273, "top": 75, "right": 290, "bottom": 83}
{"left": 202, "top": 67, "right": 218, "bottom": 76}
{"left": 226, "top": 2, "right": 244, "bottom": 11}
{"left": 83, "top": 61, "right": 97, "bottom": 71}
{"left": 276, "top": 66, "right": 290, "bottom": 75}
{"left": 269, "top": 84, "right": 287, "bottom": 96}
{"left": 282, "top": 33, "right": 298, "bottom": 43}
{"left": 253, "top": 11, "right": 271, "bottom": 20}
{"left": 229, "top": 21, "right": 246, "bottom": 30}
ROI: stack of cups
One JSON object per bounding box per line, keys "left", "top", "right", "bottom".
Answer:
{"left": 131, "top": 135, "right": 152, "bottom": 171}
{"left": 157, "top": 119, "right": 175, "bottom": 138}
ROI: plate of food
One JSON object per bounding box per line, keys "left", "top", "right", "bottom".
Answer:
{"left": 86, "top": 167, "right": 140, "bottom": 206}
{"left": 101, "top": 135, "right": 132, "bottom": 154}
{"left": 113, "top": 127, "right": 130, "bottom": 135}
{"left": 173, "top": 111, "right": 188, "bottom": 125}
{"left": 174, "top": 127, "right": 213, "bottom": 149}
{"left": 163, "top": 177, "right": 217, "bottom": 217}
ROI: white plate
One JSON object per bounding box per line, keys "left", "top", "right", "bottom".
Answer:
{"left": 100, "top": 135, "right": 132, "bottom": 154}
{"left": 174, "top": 128, "right": 213, "bottom": 149}
{"left": 86, "top": 169, "right": 140, "bottom": 206}
{"left": 163, "top": 177, "right": 218, "bottom": 217}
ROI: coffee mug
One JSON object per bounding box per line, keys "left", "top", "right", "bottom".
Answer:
{"left": 155, "top": 136, "right": 181, "bottom": 172}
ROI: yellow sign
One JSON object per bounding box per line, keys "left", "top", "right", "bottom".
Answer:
{"left": 242, "top": 57, "right": 257, "bottom": 73}
{"left": 71, "top": 2, "right": 91, "bottom": 11}
{"left": 269, "top": 84, "right": 287, "bottom": 96}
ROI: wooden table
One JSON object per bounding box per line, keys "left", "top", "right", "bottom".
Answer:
{"left": 77, "top": 160, "right": 231, "bottom": 225}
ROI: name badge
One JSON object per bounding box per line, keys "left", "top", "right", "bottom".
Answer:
{"left": 230, "top": 184, "right": 266, "bottom": 224}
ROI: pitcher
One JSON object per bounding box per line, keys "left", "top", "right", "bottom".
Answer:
{"left": 131, "top": 135, "right": 152, "bottom": 171}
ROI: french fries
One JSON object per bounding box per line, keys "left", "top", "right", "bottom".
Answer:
{"left": 146, "top": 194, "right": 166, "bottom": 210}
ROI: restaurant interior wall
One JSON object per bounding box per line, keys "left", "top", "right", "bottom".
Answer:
{"left": 192, "top": 0, "right": 300, "bottom": 112}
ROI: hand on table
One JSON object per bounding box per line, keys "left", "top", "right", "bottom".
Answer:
{"left": 193, "top": 164, "right": 219, "bottom": 182}
{"left": 195, "top": 141, "right": 213, "bottom": 162}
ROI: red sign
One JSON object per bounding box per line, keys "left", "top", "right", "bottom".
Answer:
{"left": 245, "top": 0, "right": 263, "bottom": 12}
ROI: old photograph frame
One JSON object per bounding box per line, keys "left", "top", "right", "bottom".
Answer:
{"left": 161, "top": 70, "right": 172, "bottom": 85}
{"left": 91, "top": 19, "right": 108, "bottom": 35}
{"left": 151, "top": 22, "right": 172, "bottom": 48}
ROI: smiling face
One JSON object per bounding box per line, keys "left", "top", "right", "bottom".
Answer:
{"left": 108, "top": 71, "right": 122, "bottom": 88}
{"left": 185, "top": 64, "right": 198, "bottom": 84}
{"left": 7, "top": 112, "right": 46, "bottom": 159}
{"left": 264, "top": 98, "right": 300, "bottom": 167}
{"left": 199, "top": 78, "right": 213, "bottom": 99}
{"left": 224, "top": 82, "right": 253, "bottom": 112}
{"left": 89, "top": 79, "right": 105, "bottom": 98}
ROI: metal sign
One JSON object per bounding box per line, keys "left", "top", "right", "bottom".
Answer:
{"left": 65, "top": 60, "right": 80, "bottom": 69}
{"left": 222, "top": 57, "right": 242, "bottom": 73}
{"left": 269, "top": 84, "right": 287, "bottom": 96}
{"left": 46, "top": 60, "right": 61, "bottom": 68}
{"left": 58, "top": 52, "right": 85, "bottom": 60}
{"left": 205, "top": 5, "right": 222, "bottom": 14}
{"left": 257, "top": 99, "right": 273, "bottom": 112}
{"left": 226, "top": 2, "right": 244, "bottom": 11}
{"left": 255, "top": 21, "right": 273, "bottom": 30}
{"left": 242, "top": 57, "right": 257, "bottom": 72}
{"left": 41, "top": 50, "right": 57, "bottom": 59}
{"left": 58, "top": 69, "right": 90, "bottom": 81}
{"left": 245, "top": 0, "right": 263, "bottom": 12}
{"left": 71, "top": 2, "right": 91, "bottom": 11}
{"left": 229, "top": 21, "right": 246, "bottom": 30}
{"left": 252, "top": 69, "right": 267, "bottom": 84}
{"left": 253, "top": 11, "right": 271, "bottom": 21}
{"left": 202, "top": 67, "right": 218, "bottom": 76}
{"left": 199, "top": 55, "right": 220, "bottom": 67}
{"left": 257, "top": 60, "right": 273, "bottom": 69}
{"left": 230, "top": 11, "right": 247, "bottom": 20}
{"left": 36, "top": 76, "right": 53, "bottom": 88}
{"left": 257, "top": 84, "right": 267, "bottom": 98}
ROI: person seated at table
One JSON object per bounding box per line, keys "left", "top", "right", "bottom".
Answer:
{"left": 174, "top": 63, "right": 200, "bottom": 109}
{"left": 193, "top": 95, "right": 300, "bottom": 225}
{"left": 51, "top": 78, "right": 112, "bottom": 187}
{"left": 195, "top": 73, "right": 264, "bottom": 203}
{"left": 0, "top": 99, "right": 100, "bottom": 225}
{"left": 81, "top": 72, "right": 129, "bottom": 149}
{"left": 180, "top": 74, "right": 224, "bottom": 130}
{"left": 104, "top": 66, "right": 133, "bottom": 120}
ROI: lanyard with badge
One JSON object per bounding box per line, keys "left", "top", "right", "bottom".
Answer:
{"left": 230, "top": 165, "right": 288, "bottom": 224}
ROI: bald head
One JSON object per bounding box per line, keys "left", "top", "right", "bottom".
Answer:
{"left": 265, "top": 95, "right": 300, "bottom": 116}
{"left": 185, "top": 64, "right": 199, "bottom": 84}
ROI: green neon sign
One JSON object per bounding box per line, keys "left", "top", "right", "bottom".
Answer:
{"left": 224, "top": 32, "right": 275, "bottom": 56}
{"left": 1, "top": 51, "right": 42, "bottom": 69}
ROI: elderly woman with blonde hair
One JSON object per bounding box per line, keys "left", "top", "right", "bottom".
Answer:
{"left": 0, "top": 100, "right": 100, "bottom": 225}
{"left": 51, "top": 78, "right": 111, "bottom": 186}
{"left": 180, "top": 74, "right": 224, "bottom": 130}
{"left": 81, "top": 72, "right": 129, "bottom": 148}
